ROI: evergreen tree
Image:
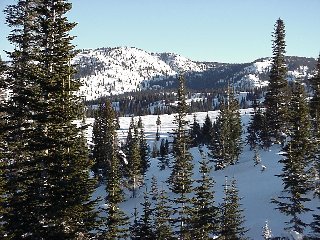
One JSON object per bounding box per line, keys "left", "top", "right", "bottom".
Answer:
{"left": 138, "top": 121, "right": 149, "bottom": 176}
{"left": 310, "top": 54, "right": 320, "bottom": 134}
{"left": 210, "top": 90, "right": 242, "bottom": 170}
{"left": 127, "top": 123, "right": 142, "bottom": 198}
{"left": 154, "top": 188, "right": 174, "bottom": 240}
{"left": 156, "top": 115, "right": 161, "bottom": 141}
{"left": 190, "top": 148, "right": 219, "bottom": 239}
{"left": 168, "top": 74, "right": 194, "bottom": 239}
{"left": 92, "top": 100, "right": 117, "bottom": 181}
{"left": 310, "top": 207, "right": 320, "bottom": 239}
{"left": 201, "top": 113, "right": 213, "bottom": 145}
{"left": 0, "top": 56, "right": 7, "bottom": 237}
{"left": 246, "top": 99, "right": 269, "bottom": 149}
{"left": 150, "top": 175, "right": 159, "bottom": 201}
{"left": 309, "top": 55, "right": 320, "bottom": 198}
{"left": 158, "top": 138, "right": 170, "bottom": 171}
{"left": 272, "top": 79, "right": 312, "bottom": 233}
{"left": 262, "top": 220, "right": 273, "bottom": 240}
{"left": 264, "top": 18, "right": 290, "bottom": 143}
{"left": 190, "top": 114, "right": 202, "bottom": 147}
{"left": 99, "top": 103, "right": 129, "bottom": 239}
{"left": 135, "top": 188, "right": 156, "bottom": 239}
{"left": 3, "top": 0, "right": 98, "bottom": 238}
{"left": 220, "top": 178, "right": 248, "bottom": 240}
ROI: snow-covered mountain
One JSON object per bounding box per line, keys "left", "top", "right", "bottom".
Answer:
{"left": 73, "top": 47, "right": 209, "bottom": 100}
{"left": 73, "top": 47, "right": 317, "bottom": 100}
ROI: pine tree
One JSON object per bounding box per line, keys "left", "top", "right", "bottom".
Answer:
{"left": 99, "top": 102, "right": 129, "bottom": 239}
{"left": 135, "top": 188, "right": 156, "bottom": 239}
{"left": 264, "top": 18, "right": 290, "bottom": 143}
{"left": 262, "top": 220, "right": 273, "bottom": 240}
{"left": 272, "top": 79, "right": 312, "bottom": 233}
{"left": 310, "top": 54, "right": 320, "bottom": 134}
{"left": 168, "top": 74, "right": 194, "bottom": 239}
{"left": 138, "top": 121, "right": 149, "bottom": 176}
{"left": 154, "top": 188, "right": 174, "bottom": 240}
{"left": 220, "top": 178, "right": 248, "bottom": 240}
{"left": 126, "top": 122, "right": 142, "bottom": 198}
{"left": 310, "top": 207, "right": 320, "bottom": 239}
{"left": 246, "top": 99, "right": 269, "bottom": 150}
{"left": 190, "top": 148, "right": 219, "bottom": 239}
{"left": 156, "top": 115, "right": 161, "bottom": 141}
{"left": 92, "top": 100, "right": 117, "bottom": 181}
{"left": 190, "top": 114, "right": 202, "bottom": 147}
{"left": 3, "top": 0, "right": 98, "bottom": 238}
{"left": 201, "top": 113, "right": 213, "bottom": 145}
{"left": 309, "top": 55, "right": 320, "bottom": 198}
{"left": 0, "top": 56, "right": 7, "bottom": 237}
{"left": 158, "top": 138, "right": 170, "bottom": 171}
{"left": 210, "top": 90, "right": 242, "bottom": 170}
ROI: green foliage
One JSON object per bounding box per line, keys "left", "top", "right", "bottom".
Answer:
{"left": 220, "top": 178, "right": 248, "bottom": 240}
{"left": 92, "top": 100, "right": 118, "bottom": 180}
{"left": 264, "top": 18, "right": 290, "bottom": 143}
{"left": 272, "top": 80, "right": 312, "bottom": 233}
{"left": 190, "top": 148, "right": 219, "bottom": 239}
{"left": 2, "top": 0, "right": 98, "bottom": 238}
{"left": 168, "top": 74, "right": 194, "bottom": 239}
{"left": 202, "top": 113, "right": 213, "bottom": 145}
{"left": 210, "top": 90, "right": 242, "bottom": 170}
{"left": 154, "top": 188, "right": 174, "bottom": 240}
{"left": 190, "top": 114, "right": 202, "bottom": 147}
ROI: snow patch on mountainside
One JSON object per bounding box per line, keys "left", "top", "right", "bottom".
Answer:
{"left": 73, "top": 47, "right": 205, "bottom": 100}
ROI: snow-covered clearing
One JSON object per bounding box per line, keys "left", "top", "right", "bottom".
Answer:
{"left": 85, "top": 109, "right": 319, "bottom": 239}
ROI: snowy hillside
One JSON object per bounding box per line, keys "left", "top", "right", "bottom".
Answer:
{"left": 73, "top": 47, "right": 317, "bottom": 100}
{"left": 73, "top": 47, "right": 206, "bottom": 100}
{"left": 85, "top": 110, "right": 319, "bottom": 239}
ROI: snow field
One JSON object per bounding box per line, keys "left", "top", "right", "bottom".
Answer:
{"left": 85, "top": 109, "right": 319, "bottom": 239}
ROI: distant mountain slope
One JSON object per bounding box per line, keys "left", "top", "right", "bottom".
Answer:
{"left": 73, "top": 47, "right": 317, "bottom": 100}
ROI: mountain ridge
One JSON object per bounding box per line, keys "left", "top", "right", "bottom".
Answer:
{"left": 73, "top": 46, "right": 317, "bottom": 100}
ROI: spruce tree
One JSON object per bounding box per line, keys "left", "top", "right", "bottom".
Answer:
{"left": 138, "top": 121, "right": 149, "bottom": 176}
{"left": 190, "top": 114, "right": 201, "bottom": 147}
{"left": 220, "top": 178, "right": 248, "bottom": 240}
{"left": 135, "top": 188, "right": 156, "bottom": 239}
{"left": 126, "top": 122, "right": 142, "bottom": 198}
{"left": 264, "top": 18, "right": 290, "bottom": 143}
{"left": 154, "top": 188, "right": 174, "bottom": 240}
{"left": 309, "top": 55, "right": 320, "bottom": 198}
{"left": 156, "top": 115, "right": 161, "bottom": 141}
{"left": 310, "top": 54, "right": 320, "bottom": 134}
{"left": 201, "top": 113, "right": 213, "bottom": 145}
{"left": 190, "top": 148, "right": 219, "bottom": 239}
{"left": 168, "top": 74, "right": 194, "bottom": 239}
{"left": 3, "top": 0, "right": 98, "bottom": 238}
{"left": 246, "top": 99, "right": 269, "bottom": 150}
{"left": 262, "top": 220, "right": 273, "bottom": 240}
{"left": 92, "top": 100, "right": 117, "bottom": 181}
{"left": 272, "top": 79, "right": 312, "bottom": 233}
{"left": 210, "top": 90, "right": 242, "bottom": 170}
{"left": 310, "top": 207, "right": 320, "bottom": 239}
{"left": 97, "top": 101, "right": 129, "bottom": 239}
{"left": 0, "top": 56, "right": 7, "bottom": 237}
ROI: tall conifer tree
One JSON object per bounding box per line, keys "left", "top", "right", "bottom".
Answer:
{"left": 3, "top": 0, "right": 98, "bottom": 238}
{"left": 264, "top": 18, "right": 290, "bottom": 143}
{"left": 220, "top": 178, "right": 248, "bottom": 240}
{"left": 190, "top": 149, "right": 219, "bottom": 239}
{"left": 168, "top": 74, "right": 194, "bottom": 239}
{"left": 272, "top": 79, "right": 312, "bottom": 233}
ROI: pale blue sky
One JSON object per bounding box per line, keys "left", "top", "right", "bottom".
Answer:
{"left": 0, "top": 0, "right": 319, "bottom": 63}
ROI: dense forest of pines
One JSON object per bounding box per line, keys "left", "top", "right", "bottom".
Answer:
{"left": 0, "top": 1, "right": 319, "bottom": 239}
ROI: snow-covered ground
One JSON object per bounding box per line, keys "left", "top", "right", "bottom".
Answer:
{"left": 85, "top": 109, "right": 319, "bottom": 239}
